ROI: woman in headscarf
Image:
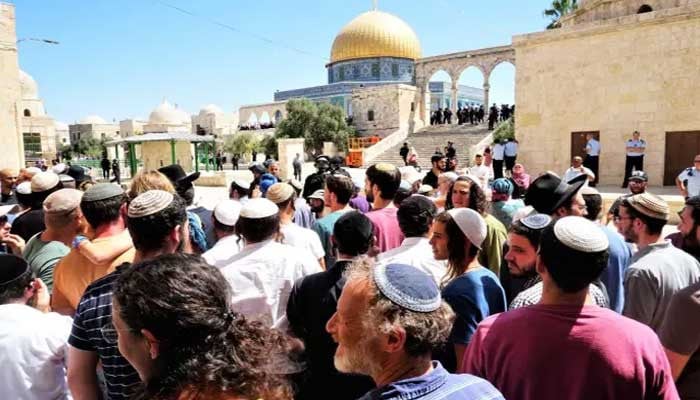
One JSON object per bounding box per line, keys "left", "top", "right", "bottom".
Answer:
{"left": 510, "top": 163, "right": 530, "bottom": 199}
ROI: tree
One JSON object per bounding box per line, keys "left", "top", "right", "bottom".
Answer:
{"left": 544, "top": 0, "right": 578, "bottom": 29}
{"left": 276, "top": 98, "right": 356, "bottom": 155}
{"left": 224, "top": 131, "right": 259, "bottom": 159}
{"left": 492, "top": 117, "right": 515, "bottom": 143}
{"left": 73, "top": 137, "right": 103, "bottom": 159}
{"left": 259, "top": 135, "right": 279, "bottom": 159}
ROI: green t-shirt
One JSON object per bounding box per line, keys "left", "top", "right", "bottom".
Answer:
{"left": 22, "top": 232, "right": 70, "bottom": 292}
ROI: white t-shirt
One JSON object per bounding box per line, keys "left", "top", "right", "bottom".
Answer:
{"left": 586, "top": 139, "right": 601, "bottom": 156}
{"left": 377, "top": 237, "right": 447, "bottom": 284}
{"left": 202, "top": 234, "right": 243, "bottom": 268}
{"left": 678, "top": 168, "right": 700, "bottom": 197}
{"left": 468, "top": 164, "right": 493, "bottom": 187}
{"left": 0, "top": 304, "right": 73, "bottom": 400}
{"left": 219, "top": 240, "right": 321, "bottom": 326}
{"left": 492, "top": 144, "right": 505, "bottom": 160}
{"left": 505, "top": 141, "right": 518, "bottom": 157}
{"left": 280, "top": 222, "right": 325, "bottom": 261}
{"left": 564, "top": 166, "right": 595, "bottom": 184}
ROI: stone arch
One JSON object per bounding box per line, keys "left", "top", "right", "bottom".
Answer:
{"left": 247, "top": 112, "right": 259, "bottom": 126}
{"left": 426, "top": 69, "right": 453, "bottom": 114}
{"left": 637, "top": 4, "right": 653, "bottom": 13}
{"left": 274, "top": 110, "right": 283, "bottom": 124}
{"left": 455, "top": 65, "right": 487, "bottom": 108}
{"left": 260, "top": 111, "right": 271, "bottom": 125}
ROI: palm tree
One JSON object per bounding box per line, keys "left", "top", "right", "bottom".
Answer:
{"left": 544, "top": 0, "right": 578, "bottom": 29}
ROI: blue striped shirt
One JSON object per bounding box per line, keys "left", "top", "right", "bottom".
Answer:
{"left": 68, "top": 264, "right": 140, "bottom": 399}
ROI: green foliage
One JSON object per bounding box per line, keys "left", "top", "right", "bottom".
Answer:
{"left": 224, "top": 131, "right": 259, "bottom": 157}
{"left": 275, "top": 98, "right": 356, "bottom": 154}
{"left": 544, "top": 0, "right": 578, "bottom": 29}
{"left": 59, "top": 144, "right": 73, "bottom": 160}
{"left": 259, "top": 135, "right": 279, "bottom": 159}
{"left": 72, "top": 137, "right": 103, "bottom": 158}
{"left": 492, "top": 118, "right": 515, "bottom": 143}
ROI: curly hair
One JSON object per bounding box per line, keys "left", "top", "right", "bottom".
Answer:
{"left": 345, "top": 257, "right": 455, "bottom": 359}
{"left": 127, "top": 170, "right": 175, "bottom": 202}
{"left": 434, "top": 212, "right": 480, "bottom": 285}
{"left": 113, "top": 253, "right": 295, "bottom": 400}
{"left": 445, "top": 176, "right": 487, "bottom": 213}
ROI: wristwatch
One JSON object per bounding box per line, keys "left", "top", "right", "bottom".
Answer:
{"left": 72, "top": 235, "right": 89, "bottom": 249}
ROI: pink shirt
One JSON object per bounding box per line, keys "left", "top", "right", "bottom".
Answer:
{"left": 461, "top": 305, "right": 678, "bottom": 400}
{"left": 366, "top": 207, "right": 403, "bottom": 253}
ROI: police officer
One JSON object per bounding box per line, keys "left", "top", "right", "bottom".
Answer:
{"left": 302, "top": 155, "right": 331, "bottom": 200}
{"left": 622, "top": 131, "right": 646, "bottom": 188}
{"left": 676, "top": 155, "right": 700, "bottom": 198}
{"left": 583, "top": 133, "right": 601, "bottom": 187}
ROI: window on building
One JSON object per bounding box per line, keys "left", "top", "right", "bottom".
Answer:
{"left": 371, "top": 63, "right": 380, "bottom": 78}
{"left": 23, "top": 132, "right": 41, "bottom": 156}
{"left": 392, "top": 64, "right": 399, "bottom": 77}
{"left": 23, "top": 109, "right": 31, "bottom": 117}
{"left": 638, "top": 4, "right": 653, "bottom": 13}
{"left": 411, "top": 102, "right": 415, "bottom": 112}
{"left": 368, "top": 110, "right": 375, "bottom": 121}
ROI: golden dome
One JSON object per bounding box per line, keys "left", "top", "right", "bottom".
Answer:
{"left": 330, "top": 10, "right": 421, "bottom": 64}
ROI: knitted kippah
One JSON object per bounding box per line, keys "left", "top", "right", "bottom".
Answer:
{"left": 554, "top": 216, "right": 608, "bottom": 253}
{"left": 128, "top": 190, "right": 174, "bottom": 218}
{"left": 373, "top": 263, "right": 441, "bottom": 313}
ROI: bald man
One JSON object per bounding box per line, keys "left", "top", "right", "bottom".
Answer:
{"left": 0, "top": 169, "right": 18, "bottom": 205}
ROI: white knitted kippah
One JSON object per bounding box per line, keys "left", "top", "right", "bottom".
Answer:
{"left": 553, "top": 216, "right": 608, "bottom": 253}
{"left": 128, "top": 190, "right": 174, "bottom": 218}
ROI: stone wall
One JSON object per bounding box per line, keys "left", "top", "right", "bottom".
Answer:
{"left": 351, "top": 84, "right": 417, "bottom": 137}
{"left": 562, "top": 0, "right": 698, "bottom": 27}
{"left": 514, "top": 4, "right": 700, "bottom": 185}
{"left": 141, "top": 141, "right": 193, "bottom": 172}
{"left": 0, "top": 4, "right": 23, "bottom": 170}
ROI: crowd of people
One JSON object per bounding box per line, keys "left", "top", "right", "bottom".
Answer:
{"left": 0, "top": 145, "right": 698, "bottom": 400}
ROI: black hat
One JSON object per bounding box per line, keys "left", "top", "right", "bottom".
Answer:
{"left": 248, "top": 163, "right": 267, "bottom": 176}
{"left": 158, "top": 164, "right": 200, "bottom": 187}
{"left": 67, "top": 165, "right": 90, "bottom": 185}
{"left": 0, "top": 254, "right": 30, "bottom": 287}
{"left": 525, "top": 173, "right": 587, "bottom": 215}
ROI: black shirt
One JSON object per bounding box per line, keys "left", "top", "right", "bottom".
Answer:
{"left": 287, "top": 260, "right": 375, "bottom": 400}
{"left": 422, "top": 170, "right": 439, "bottom": 189}
{"left": 1, "top": 192, "right": 17, "bottom": 206}
{"left": 10, "top": 209, "right": 45, "bottom": 242}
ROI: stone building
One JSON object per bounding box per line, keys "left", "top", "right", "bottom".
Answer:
{"left": 69, "top": 116, "right": 120, "bottom": 143}
{"left": 19, "top": 70, "right": 58, "bottom": 163}
{"left": 242, "top": 8, "right": 483, "bottom": 135}
{"left": 514, "top": 0, "right": 700, "bottom": 186}
{"left": 0, "top": 3, "right": 23, "bottom": 170}
{"left": 120, "top": 119, "right": 146, "bottom": 138}
{"left": 191, "top": 104, "right": 238, "bottom": 137}
{"left": 143, "top": 100, "right": 191, "bottom": 134}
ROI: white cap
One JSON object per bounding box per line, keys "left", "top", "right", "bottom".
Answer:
{"left": 231, "top": 178, "right": 250, "bottom": 189}
{"left": 51, "top": 163, "right": 67, "bottom": 174}
{"left": 447, "top": 208, "right": 487, "bottom": 250}
{"left": 31, "top": 172, "right": 60, "bottom": 193}
{"left": 308, "top": 189, "right": 325, "bottom": 201}
{"left": 213, "top": 200, "right": 242, "bottom": 226}
{"left": 240, "top": 198, "right": 278, "bottom": 219}
{"left": 16, "top": 181, "right": 32, "bottom": 195}
{"left": 554, "top": 216, "right": 609, "bottom": 253}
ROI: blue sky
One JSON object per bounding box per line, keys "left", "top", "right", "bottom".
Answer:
{"left": 12, "top": 0, "right": 554, "bottom": 124}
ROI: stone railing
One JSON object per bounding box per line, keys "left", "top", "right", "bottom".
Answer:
{"left": 362, "top": 127, "right": 410, "bottom": 165}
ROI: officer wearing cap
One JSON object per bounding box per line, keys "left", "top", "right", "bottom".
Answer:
{"left": 607, "top": 170, "right": 648, "bottom": 223}
{"left": 622, "top": 131, "right": 646, "bottom": 188}
{"left": 326, "top": 258, "right": 504, "bottom": 400}
{"left": 303, "top": 155, "right": 331, "bottom": 200}
{"left": 676, "top": 154, "right": 700, "bottom": 198}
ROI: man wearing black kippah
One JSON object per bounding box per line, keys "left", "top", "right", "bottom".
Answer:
{"left": 0, "top": 254, "right": 72, "bottom": 399}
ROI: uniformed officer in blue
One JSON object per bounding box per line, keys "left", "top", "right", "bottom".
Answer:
{"left": 583, "top": 133, "right": 600, "bottom": 187}
{"left": 676, "top": 154, "right": 700, "bottom": 198}
{"left": 622, "top": 131, "right": 646, "bottom": 188}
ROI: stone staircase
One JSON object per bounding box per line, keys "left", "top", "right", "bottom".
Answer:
{"left": 367, "top": 123, "right": 492, "bottom": 169}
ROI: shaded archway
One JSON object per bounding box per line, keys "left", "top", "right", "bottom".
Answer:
{"left": 487, "top": 61, "right": 516, "bottom": 122}
{"left": 638, "top": 4, "right": 653, "bottom": 13}
{"left": 274, "top": 110, "right": 283, "bottom": 124}
{"left": 427, "top": 70, "right": 453, "bottom": 124}
{"left": 24, "top": 109, "right": 31, "bottom": 117}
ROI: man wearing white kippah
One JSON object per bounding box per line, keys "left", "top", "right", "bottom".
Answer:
{"left": 202, "top": 200, "right": 243, "bottom": 267}
{"left": 218, "top": 198, "right": 321, "bottom": 326}
{"left": 462, "top": 216, "right": 679, "bottom": 400}
{"left": 68, "top": 190, "right": 189, "bottom": 400}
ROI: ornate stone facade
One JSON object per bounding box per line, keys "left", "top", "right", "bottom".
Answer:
{"left": 562, "top": 0, "right": 699, "bottom": 26}
{"left": 0, "top": 3, "right": 23, "bottom": 170}
{"left": 514, "top": 3, "right": 700, "bottom": 185}
{"left": 327, "top": 57, "right": 415, "bottom": 84}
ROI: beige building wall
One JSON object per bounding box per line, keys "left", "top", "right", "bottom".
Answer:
{"left": 0, "top": 4, "right": 23, "bottom": 170}
{"left": 351, "top": 84, "right": 417, "bottom": 137}
{"left": 21, "top": 115, "right": 57, "bottom": 161}
{"left": 514, "top": 5, "right": 700, "bottom": 185}
{"left": 69, "top": 123, "right": 121, "bottom": 143}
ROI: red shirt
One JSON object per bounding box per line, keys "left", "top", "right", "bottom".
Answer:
{"left": 366, "top": 207, "right": 403, "bottom": 253}
{"left": 461, "top": 305, "right": 679, "bottom": 400}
